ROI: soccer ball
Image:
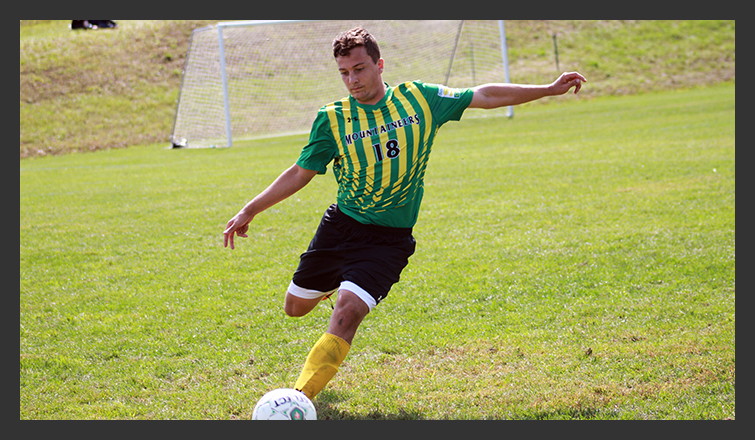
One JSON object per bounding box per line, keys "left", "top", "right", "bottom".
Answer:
{"left": 251, "top": 388, "right": 317, "bottom": 420}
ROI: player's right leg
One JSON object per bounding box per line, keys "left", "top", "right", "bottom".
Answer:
{"left": 283, "top": 285, "right": 335, "bottom": 317}
{"left": 284, "top": 204, "right": 342, "bottom": 317}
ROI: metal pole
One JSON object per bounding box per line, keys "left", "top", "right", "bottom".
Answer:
{"left": 553, "top": 33, "right": 560, "bottom": 72}
{"left": 218, "top": 25, "right": 233, "bottom": 148}
{"left": 498, "top": 20, "right": 513, "bottom": 118}
{"left": 445, "top": 20, "right": 464, "bottom": 86}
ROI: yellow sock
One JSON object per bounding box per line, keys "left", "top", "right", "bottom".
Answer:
{"left": 294, "top": 332, "right": 350, "bottom": 400}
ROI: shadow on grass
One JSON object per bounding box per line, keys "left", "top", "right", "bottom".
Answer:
{"left": 314, "top": 391, "right": 427, "bottom": 420}
{"left": 315, "top": 391, "right": 608, "bottom": 420}
{"left": 525, "top": 407, "right": 603, "bottom": 420}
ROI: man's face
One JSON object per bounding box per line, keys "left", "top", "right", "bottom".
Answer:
{"left": 337, "top": 45, "right": 385, "bottom": 105}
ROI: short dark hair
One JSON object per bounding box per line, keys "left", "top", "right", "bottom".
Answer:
{"left": 332, "top": 27, "right": 381, "bottom": 63}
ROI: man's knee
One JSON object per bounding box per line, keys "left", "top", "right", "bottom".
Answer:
{"left": 327, "top": 290, "right": 370, "bottom": 344}
{"left": 283, "top": 301, "right": 302, "bottom": 317}
{"left": 284, "top": 292, "right": 320, "bottom": 317}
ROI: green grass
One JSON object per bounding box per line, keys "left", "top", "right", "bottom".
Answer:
{"left": 20, "top": 83, "right": 735, "bottom": 419}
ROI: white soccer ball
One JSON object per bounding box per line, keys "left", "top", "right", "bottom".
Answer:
{"left": 251, "top": 388, "right": 317, "bottom": 420}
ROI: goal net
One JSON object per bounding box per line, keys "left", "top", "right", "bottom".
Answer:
{"left": 171, "top": 20, "right": 511, "bottom": 149}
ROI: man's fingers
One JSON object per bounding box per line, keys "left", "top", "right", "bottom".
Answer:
{"left": 562, "top": 72, "right": 585, "bottom": 94}
{"left": 566, "top": 72, "right": 587, "bottom": 82}
{"left": 236, "top": 223, "right": 249, "bottom": 238}
{"left": 572, "top": 73, "right": 586, "bottom": 93}
{"left": 223, "top": 228, "right": 234, "bottom": 249}
{"left": 223, "top": 220, "right": 250, "bottom": 250}
{"left": 223, "top": 220, "right": 238, "bottom": 249}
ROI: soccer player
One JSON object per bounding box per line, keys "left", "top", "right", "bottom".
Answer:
{"left": 223, "top": 27, "right": 586, "bottom": 400}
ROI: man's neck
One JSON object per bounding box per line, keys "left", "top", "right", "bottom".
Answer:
{"left": 355, "top": 82, "right": 387, "bottom": 106}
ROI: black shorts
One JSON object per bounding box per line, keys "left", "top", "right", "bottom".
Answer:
{"left": 289, "top": 204, "right": 416, "bottom": 309}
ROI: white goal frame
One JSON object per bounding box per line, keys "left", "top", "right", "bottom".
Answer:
{"left": 171, "top": 20, "right": 512, "bottom": 149}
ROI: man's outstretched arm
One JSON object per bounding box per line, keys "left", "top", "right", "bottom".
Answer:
{"left": 468, "top": 71, "right": 586, "bottom": 109}
{"left": 223, "top": 164, "right": 319, "bottom": 249}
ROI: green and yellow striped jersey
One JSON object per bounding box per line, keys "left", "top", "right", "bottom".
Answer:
{"left": 297, "top": 80, "right": 474, "bottom": 228}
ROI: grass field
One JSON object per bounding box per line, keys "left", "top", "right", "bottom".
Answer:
{"left": 20, "top": 82, "right": 735, "bottom": 419}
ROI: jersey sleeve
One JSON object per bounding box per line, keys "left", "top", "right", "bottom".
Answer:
{"left": 417, "top": 81, "right": 475, "bottom": 126}
{"left": 296, "top": 109, "right": 338, "bottom": 174}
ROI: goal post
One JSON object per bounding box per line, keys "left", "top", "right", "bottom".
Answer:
{"left": 171, "top": 20, "right": 512, "bottom": 149}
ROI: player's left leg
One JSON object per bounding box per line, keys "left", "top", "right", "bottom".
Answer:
{"left": 291, "top": 204, "right": 414, "bottom": 399}
{"left": 325, "top": 288, "right": 370, "bottom": 344}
